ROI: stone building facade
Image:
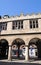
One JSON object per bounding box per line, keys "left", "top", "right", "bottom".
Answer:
{"left": 0, "top": 13, "right": 41, "bottom": 61}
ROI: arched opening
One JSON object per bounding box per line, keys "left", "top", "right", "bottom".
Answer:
{"left": 11, "top": 38, "right": 25, "bottom": 60}
{"left": 0, "top": 39, "right": 9, "bottom": 60}
{"left": 28, "top": 38, "right": 41, "bottom": 60}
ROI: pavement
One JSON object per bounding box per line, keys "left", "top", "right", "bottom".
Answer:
{"left": 0, "top": 60, "right": 41, "bottom": 64}
{"left": 0, "top": 62, "right": 40, "bottom": 65}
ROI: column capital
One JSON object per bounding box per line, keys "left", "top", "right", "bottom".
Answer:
{"left": 25, "top": 45, "right": 28, "bottom": 47}
{"left": 9, "top": 45, "right": 12, "bottom": 47}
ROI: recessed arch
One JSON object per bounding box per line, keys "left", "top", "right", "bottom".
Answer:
{"left": 0, "top": 39, "right": 9, "bottom": 60}
{"left": 11, "top": 38, "right": 25, "bottom": 60}
{"left": 29, "top": 38, "right": 41, "bottom": 46}
{"left": 12, "top": 38, "right": 25, "bottom": 46}
{"left": 28, "top": 38, "right": 41, "bottom": 60}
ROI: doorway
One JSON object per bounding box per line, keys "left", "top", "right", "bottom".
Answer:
{"left": 0, "top": 39, "right": 9, "bottom": 60}
{"left": 28, "top": 38, "right": 41, "bottom": 60}
{"left": 12, "top": 38, "right": 25, "bottom": 60}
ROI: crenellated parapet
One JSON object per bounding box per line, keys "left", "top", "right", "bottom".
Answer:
{"left": 0, "top": 13, "right": 41, "bottom": 22}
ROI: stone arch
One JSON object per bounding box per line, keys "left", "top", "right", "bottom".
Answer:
{"left": 28, "top": 37, "right": 41, "bottom": 60}
{"left": 11, "top": 38, "right": 25, "bottom": 60}
{"left": 28, "top": 38, "right": 40, "bottom": 46}
{"left": 12, "top": 38, "right": 25, "bottom": 45}
{"left": 0, "top": 39, "right": 9, "bottom": 60}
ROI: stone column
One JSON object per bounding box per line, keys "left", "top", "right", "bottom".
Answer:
{"left": 25, "top": 45, "right": 28, "bottom": 61}
{"left": 8, "top": 45, "right": 12, "bottom": 61}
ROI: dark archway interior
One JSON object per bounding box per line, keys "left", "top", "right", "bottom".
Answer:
{"left": 36, "top": 39, "right": 41, "bottom": 59}
{"left": 12, "top": 38, "right": 25, "bottom": 59}
{"left": 0, "top": 39, "right": 9, "bottom": 60}
{"left": 29, "top": 38, "right": 41, "bottom": 60}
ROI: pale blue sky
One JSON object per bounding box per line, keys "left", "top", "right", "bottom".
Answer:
{"left": 0, "top": 0, "right": 41, "bottom": 16}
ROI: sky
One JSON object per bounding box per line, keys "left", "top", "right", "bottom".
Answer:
{"left": 0, "top": 0, "right": 41, "bottom": 16}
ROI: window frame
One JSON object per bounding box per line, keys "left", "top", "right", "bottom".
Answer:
{"left": 12, "top": 20, "right": 23, "bottom": 30}
{"left": 0, "top": 22, "right": 7, "bottom": 31}
{"left": 29, "top": 19, "right": 38, "bottom": 29}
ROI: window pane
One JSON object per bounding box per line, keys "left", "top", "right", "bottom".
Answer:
{"left": 33, "top": 21, "right": 35, "bottom": 28}
{"left": 36, "top": 20, "right": 38, "bottom": 28}
{"left": 18, "top": 22, "right": 20, "bottom": 29}
{"left": 12, "top": 22, "right": 15, "bottom": 29}
{"left": 30, "top": 21, "right": 32, "bottom": 28}
{"left": 16, "top": 21, "right": 17, "bottom": 27}
{"left": 21, "top": 25, "right": 23, "bottom": 29}
{"left": 21, "top": 21, "right": 23, "bottom": 29}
